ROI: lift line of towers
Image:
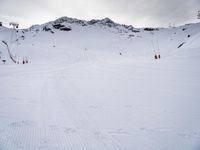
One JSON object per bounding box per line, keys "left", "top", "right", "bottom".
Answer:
{"left": 1, "top": 22, "right": 28, "bottom": 64}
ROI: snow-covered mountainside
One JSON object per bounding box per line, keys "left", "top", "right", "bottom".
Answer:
{"left": 1, "top": 17, "right": 200, "bottom": 63}
{"left": 0, "top": 17, "right": 200, "bottom": 150}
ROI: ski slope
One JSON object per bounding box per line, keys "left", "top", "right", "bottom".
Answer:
{"left": 0, "top": 17, "right": 200, "bottom": 150}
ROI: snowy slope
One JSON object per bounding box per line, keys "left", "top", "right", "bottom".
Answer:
{"left": 0, "top": 17, "right": 200, "bottom": 150}
{"left": 0, "top": 17, "right": 200, "bottom": 63}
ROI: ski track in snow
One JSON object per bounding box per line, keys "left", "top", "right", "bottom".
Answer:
{"left": 0, "top": 54, "right": 200, "bottom": 150}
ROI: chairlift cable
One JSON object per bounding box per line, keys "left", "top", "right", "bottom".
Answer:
{"left": 156, "top": 40, "right": 160, "bottom": 53}
{"left": 151, "top": 40, "right": 156, "bottom": 54}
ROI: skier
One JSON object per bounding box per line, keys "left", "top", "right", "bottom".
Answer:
{"left": 154, "top": 54, "right": 158, "bottom": 59}
{"left": 158, "top": 54, "right": 161, "bottom": 59}
{"left": 26, "top": 57, "right": 28, "bottom": 64}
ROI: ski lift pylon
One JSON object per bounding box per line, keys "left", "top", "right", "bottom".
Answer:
{"left": 9, "top": 22, "right": 19, "bottom": 45}
{"left": 198, "top": 10, "right": 200, "bottom": 19}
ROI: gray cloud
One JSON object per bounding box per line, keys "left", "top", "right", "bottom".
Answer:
{"left": 97, "top": 0, "right": 200, "bottom": 27}
{"left": 0, "top": 0, "right": 199, "bottom": 28}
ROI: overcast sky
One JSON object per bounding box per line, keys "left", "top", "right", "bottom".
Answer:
{"left": 0, "top": 0, "right": 200, "bottom": 28}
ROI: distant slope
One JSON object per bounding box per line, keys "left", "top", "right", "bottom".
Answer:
{"left": 0, "top": 17, "right": 200, "bottom": 64}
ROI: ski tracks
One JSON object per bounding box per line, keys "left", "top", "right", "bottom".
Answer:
{"left": 33, "top": 60, "right": 122, "bottom": 150}
{"left": 53, "top": 79, "right": 122, "bottom": 150}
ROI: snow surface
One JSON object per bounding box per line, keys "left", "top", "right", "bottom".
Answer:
{"left": 0, "top": 18, "right": 200, "bottom": 150}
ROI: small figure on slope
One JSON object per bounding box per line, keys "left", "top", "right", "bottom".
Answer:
{"left": 154, "top": 54, "right": 158, "bottom": 59}
{"left": 26, "top": 57, "right": 28, "bottom": 64}
{"left": 22, "top": 58, "right": 25, "bottom": 64}
{"left": 158, "top": 54, "right": 161, "bottom": 59}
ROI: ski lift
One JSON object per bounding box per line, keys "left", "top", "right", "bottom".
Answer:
{"left": 9, "top": 22, "right": 19, "bottom": 45}
{"left": 198, "top": 11, "right": 200, "bottom": 19}
{"left": 1, "top": 21, "right": 21, "bottom": 64}
{"left": 2, "top": 40, "right": 17, "bottom": 63}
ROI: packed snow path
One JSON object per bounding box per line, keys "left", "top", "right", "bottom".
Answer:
{"left": 0, "top": 53, "right": 200, "bottom": 150}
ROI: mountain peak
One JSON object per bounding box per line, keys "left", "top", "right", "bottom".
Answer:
{"left": 31, "top": 16, "right": 138, "bottom": 34}
{"left": 100, "top": 18, "right": 114, "bottom": 24}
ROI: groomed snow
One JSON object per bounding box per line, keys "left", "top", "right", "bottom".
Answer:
{"left": 0, "top": 19, "right": 200, "bottom": 150}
